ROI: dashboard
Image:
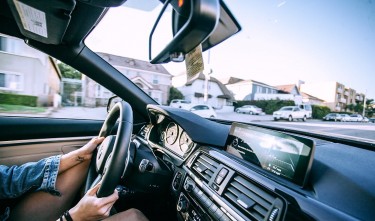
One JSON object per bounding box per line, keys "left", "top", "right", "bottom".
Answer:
{"left": 137, "top": 104, "right": 375, "bottom": 221}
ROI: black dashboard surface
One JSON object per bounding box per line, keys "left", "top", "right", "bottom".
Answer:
{"left": 143, "top": 105, "right": 375, "bottom": 221}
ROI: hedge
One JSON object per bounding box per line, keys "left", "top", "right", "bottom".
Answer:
{"left": 234, "top": 100, "right": 295, "bottom": 114}
{"left": 312, "top": 105, "right": 331, "bottom": 119}
{"left": 0, "top": 93, "right": 38, "bottom": 107}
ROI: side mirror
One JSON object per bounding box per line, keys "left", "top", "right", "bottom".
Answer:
{"left": 149, "top": 0, "right": 241, "bottom": 64}
{"left": 107, "top": 96, "right": 123, "bottom": 113}
{"left": 149, "top": 0, "right": 220, "bottom": 64}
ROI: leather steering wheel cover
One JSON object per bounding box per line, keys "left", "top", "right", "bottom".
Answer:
{"left": 96, "top": 101, "right": 133, "bottom": 197}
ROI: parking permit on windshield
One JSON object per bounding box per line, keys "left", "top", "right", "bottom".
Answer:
{"left": 185, "top": 44, "right": 204, "bottom": 82}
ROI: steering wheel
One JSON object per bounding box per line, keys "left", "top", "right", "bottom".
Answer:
{"left": 84, "top": 101, "right": 133, "bottom": 197}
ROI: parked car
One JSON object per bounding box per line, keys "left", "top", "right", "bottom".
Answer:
{"left": 349, "top": 114, "right": 364, "bottom": 122}
{"left": 362, "top": 117, "right": 370, "bottom": 123}
{"left": 273, "top": 106, "right": 308, "bottom": 121}
{"left": 235, "top": 105, "right": 263, "bottom": 115}
{"left": 370, "top": 118, "right": 375, "bottom": 123}
{"left": 340, "top": 114, "right": 351, "bottom": 122}
{"left": 323, "top": 113, "right": 343, "bottom": 121}
{"left": 299, "top": 104, "right": 312, "bottom": 118}
{"left": 189, "top": 104, "right": 217, "bottom": 118}
{"left": 169, "top": 99, "right": 191, "bottom": 109}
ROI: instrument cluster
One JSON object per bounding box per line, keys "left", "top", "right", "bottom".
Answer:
{"left": 148, "top": 114, "right": 195, "bottom": 159}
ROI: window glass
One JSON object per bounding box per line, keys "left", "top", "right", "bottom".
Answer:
{"left": 0, "top": 35, "right": 113, "bottom": 120}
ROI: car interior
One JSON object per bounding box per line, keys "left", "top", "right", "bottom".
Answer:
{"left": 0, "top": 0, "right": 374, "bottom": 221}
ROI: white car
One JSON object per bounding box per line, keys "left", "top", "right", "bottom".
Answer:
{"left": 273, "top": 106, "right": 308, "bottom": 121}
{"left": 189, "top": 104, "right": 217, "bottom": 118}
{"left": 340, "top": 114, "right": 351, "bottom": 122}
{"left": 348, "top": 114, "right": 363, "bottom": 122}
{"left": 169, "top": 99, "right": 191, "bottom": 109}
{"left": 235, "top": 105, "right": 263, "bottom": 115}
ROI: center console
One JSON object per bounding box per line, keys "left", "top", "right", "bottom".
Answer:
{"left": 174, "top": 149, "right": 287, "bottom": 221}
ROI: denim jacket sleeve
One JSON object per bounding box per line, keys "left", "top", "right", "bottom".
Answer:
{"left": 0, "top": 155, "right": 61, "bottom": 199}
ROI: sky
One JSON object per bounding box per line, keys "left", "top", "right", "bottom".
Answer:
{"left": 86, "top": 0, "right": 375, "bottom": 99}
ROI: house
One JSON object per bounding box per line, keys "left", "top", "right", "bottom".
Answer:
{"left": 175, "top": 73, "right": 234, "bottom": 109}
{"left": 0, "top": 35, "right": 61, "bottom": 106}
{"left": 83, "top": 52, "right": 172, "bottom": 106}
{"left": 222, "top": 77, "right": 278, "bottom": 101}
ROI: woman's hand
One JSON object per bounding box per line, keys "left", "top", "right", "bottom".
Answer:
{"left": 78, "top": 137, "right": 105, "bottom": 161}
{"left": 68, "top": 182, "right": 119, "bottom": 221}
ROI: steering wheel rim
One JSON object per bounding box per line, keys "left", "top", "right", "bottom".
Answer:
{"left": 85, "top": 101, "right": 133, "bottom": 197}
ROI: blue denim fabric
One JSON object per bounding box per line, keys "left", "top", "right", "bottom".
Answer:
{"left": 0, "top": 155, "right": 61, "bottom": 221}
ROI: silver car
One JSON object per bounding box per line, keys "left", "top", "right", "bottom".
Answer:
{"left": 235, "top": 105, "right": 263, "bottom": 115}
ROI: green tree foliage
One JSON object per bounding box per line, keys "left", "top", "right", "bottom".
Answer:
{"left": 312, "top": 105, "right": 331, "bottom": 119}
{"left": 57, "top": 62, "right": 82, "bottom": 79}
{"left": 235, "top": 99, "right": 295, "bottom": 114}
{"left": 168, "top": 87, "right": 184, "bottom": 104}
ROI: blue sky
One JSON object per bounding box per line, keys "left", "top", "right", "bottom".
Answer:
{"left": 86, "top": 0, "right": 375, "bottom": 99}
{"left": 208, "top": 0, "right": 375, "bottom": 99}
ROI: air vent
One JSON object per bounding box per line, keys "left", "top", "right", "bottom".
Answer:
{"left": 191, "top": 154, "right": 219, "bottom": 182}
{"left": 223, "top": 176, "right": 284, "bottom": 221}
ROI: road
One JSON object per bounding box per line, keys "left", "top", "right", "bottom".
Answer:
{"left": 48, "top": 107, "right": 375, "bottom": 142}
{"left": 217, "top": 112, "right": 375, "bottom": 142}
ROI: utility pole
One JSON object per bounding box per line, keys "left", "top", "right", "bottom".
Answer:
{"left": 203, "top": 50, "right": 211, "bottom": 103}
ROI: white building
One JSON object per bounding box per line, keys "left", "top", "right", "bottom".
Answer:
{"left": 175, "top": 73, "right": 234, "bottom": 109}
{"left": 88, "top": 52, "right": 172, "bottom": 106}
{"left": 221, "top": 77, "right": 278, "bottom": 101}
{"left": 0, "top": 35, "right": 61, "bottom": 106}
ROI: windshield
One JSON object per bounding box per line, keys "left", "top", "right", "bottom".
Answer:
{"left": 85, "top": 0, "right": 375, "bottom": 142}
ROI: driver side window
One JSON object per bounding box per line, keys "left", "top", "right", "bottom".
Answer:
{"left": 0, "top": 35, "right": 112, "bottom": 120}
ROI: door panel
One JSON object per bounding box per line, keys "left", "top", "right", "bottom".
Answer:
{"left": 0, "top": 137, "right": 91, "bottom": 166}
{"left": 0, "top": 117, "right": 104, "bottom": 141}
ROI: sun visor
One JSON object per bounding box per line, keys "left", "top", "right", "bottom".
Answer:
{"left": 7, "top": 0, "right": 76, "bottom": 44}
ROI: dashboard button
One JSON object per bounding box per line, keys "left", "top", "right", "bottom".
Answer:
{"left": 200, "top": 194, "right": 208, "bottom": 204}
{"left": 219, "top": 168, "right": 228, "bottom": 178}
{"left": 215, "top": 208, "right": 224, "bottom": 219}
{"left": 209, "top": 203, "right": 218, "bottom": 214}
{"left": 215, "top": 175, "right": 224, "bottom": 185}
{"left": 212, "top": 183, "right": 220, "bottom": 191}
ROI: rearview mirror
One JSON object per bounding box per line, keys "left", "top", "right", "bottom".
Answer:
{"left": 149, "top": 0, "right": 220, "bottom": 64}
{"left": 149, "top": 0, "right": 241, "bottom": 64}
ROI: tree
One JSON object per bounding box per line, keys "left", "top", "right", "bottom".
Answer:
{"left": 168, "top": 87, "right": 184, "bottom": 104}
{"left": 57, "top": 62, "right": 82, "bottom": 79}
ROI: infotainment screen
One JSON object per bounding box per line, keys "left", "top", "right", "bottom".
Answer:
{"left": 226, "top": 122, "right": 315, "bottom": 186}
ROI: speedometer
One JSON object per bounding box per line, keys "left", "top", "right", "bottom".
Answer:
{"left": 165, "top": 122, "right": 179, "bottom": 145}
{"left": 179, "top": 131, "right": 193, "bottom": 153}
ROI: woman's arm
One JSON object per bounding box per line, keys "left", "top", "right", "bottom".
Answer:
{"left": 0, "top": 137, "right": 104, "bottom": 199}
{"left": 58, "top": 137, "right": 104, "bottom": 174}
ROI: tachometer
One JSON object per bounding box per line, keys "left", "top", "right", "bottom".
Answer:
{"left": 179, "top": 131, "right": 193, "bottom": 153}
{"left": 165, "top": 122, "right": 179, "bottom": 145}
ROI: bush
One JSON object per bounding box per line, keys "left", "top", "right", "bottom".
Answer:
{"left": 0, "top": 93, "right": 38, "bottom": 107}
{"left": 234, "top": 99, "right": 295, "bottom": 114}
{"left": 312, "top": 105, "right": 331, "bottom": 119}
